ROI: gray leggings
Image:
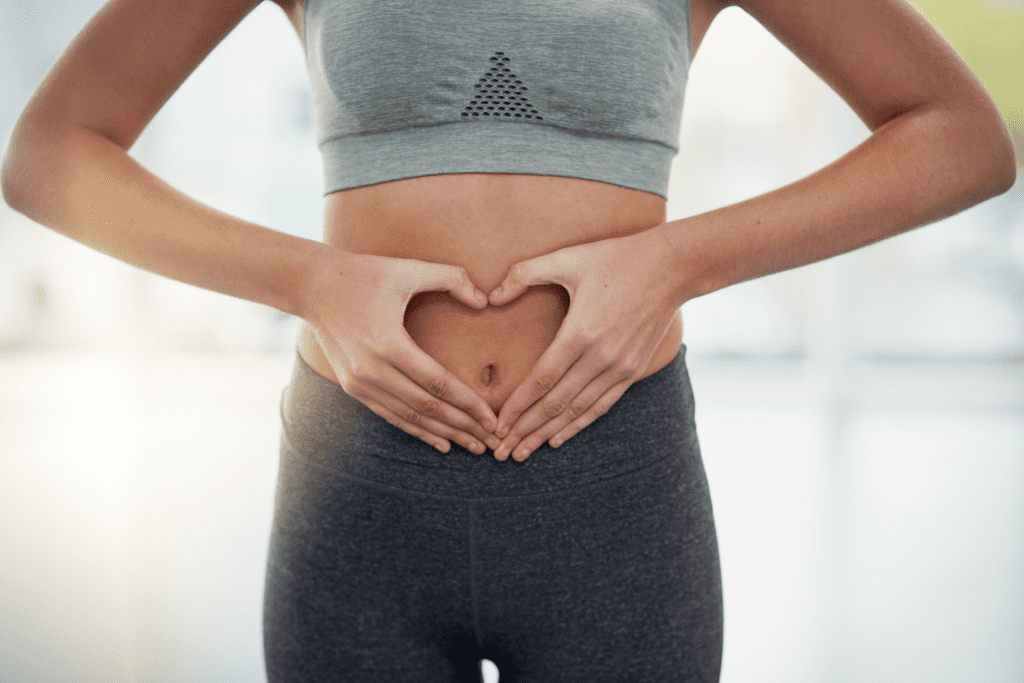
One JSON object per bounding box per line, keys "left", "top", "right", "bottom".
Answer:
{"left": 263, "top": 344, "right": 723, "bottom": 682}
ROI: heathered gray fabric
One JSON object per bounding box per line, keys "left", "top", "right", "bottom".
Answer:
{"left": 263, "top": 344, "right": 723, "bottom": 682}
{"left": 303, "top": 0, "right": 693, "bottom": 199}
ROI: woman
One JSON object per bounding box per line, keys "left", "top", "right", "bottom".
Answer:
{"left": 1, "top": 0, "right": 1015, "bottom": 679}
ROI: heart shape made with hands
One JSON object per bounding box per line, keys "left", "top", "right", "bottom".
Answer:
{"left": 403, "top": 280, "right": 570, "bottom": 410}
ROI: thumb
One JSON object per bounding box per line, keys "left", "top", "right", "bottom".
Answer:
{"left": 489, "top": 253, "right": 569, "bottom": 306}
{"left": 425, "top": 264, "right": 488, "bottom": 309}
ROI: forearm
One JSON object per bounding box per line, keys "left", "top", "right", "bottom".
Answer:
{"left": 659, "top": 103, "right": 1017, "bottom": 303}
{"left": 1, "top": 120, "right": 328, "bottom": 319}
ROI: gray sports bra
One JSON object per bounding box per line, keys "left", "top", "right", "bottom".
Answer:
{"left": 303, "top": 0, "right": 692, "bottom": 200}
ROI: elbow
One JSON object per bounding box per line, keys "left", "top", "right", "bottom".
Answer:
{"left": 0, "top": 140, "right": 24, "bottom": 212}
{"left": 971, "top": 110, "right": 1019, "bottom": 200}
{"left": 946, "top": 127, "right": 1019, "bottom": 207}
{"left": 925, "top": 97, "right": 1020, "bottom": 203}
{"left": 990, "top": 140, "right": 1018, "bottom": 197}
{"left": 0, "top": 170, "right": 27, "bottom": 214}
{"left": 1, "top": 126, "right": 36, "bottom": 213}
{"left": 959, "top": 142, "right": 1018, "bottom": 211}
{"left": 1, "top": 116, "right": 61, "bottom": 214}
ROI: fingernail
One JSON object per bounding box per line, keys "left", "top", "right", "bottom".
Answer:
{"left": 485, "top": 436, "right": 501, "bottom": 450}
{"left": 496, "top": 425, "right": 508, "bottom": 439}
{"left": 495, "top": 447, "right": 509, "bottom": 460}
{"left": 468, "top": 440, "right": 481, "bottom": 453}
{"left": 514, "top": 447, "right": 529, "bottom": 461}
{"left": 483, "top": 419, "right": 495, "bottom": 432}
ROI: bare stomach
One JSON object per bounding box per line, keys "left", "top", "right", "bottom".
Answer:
{"left": 296, "top": 172, "right": 684, "bottom": 414}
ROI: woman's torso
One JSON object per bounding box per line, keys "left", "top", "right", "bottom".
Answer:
{"left": 280, "top": 0, "right": 720, "bottom": 413}
{"left": 297, "top": 174, "right": 682, "bottom": 412}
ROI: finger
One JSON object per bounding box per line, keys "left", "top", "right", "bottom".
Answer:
{"left": 493, "top": 357, "right": 613, "bottom": 461}
{"left": 489, "top": 253, "right": 570, "bottom": 307}
{"left": 352, "top": 384, "right": 489, "bottom": 455}
{"left": 343, "top": 342, "right": 497, "bottom": 445}
{"left": 494, "top": 330, "right": 588, "bottom": 440}
{"left": 372, "top": 362, "right": 499, "bottom": 451}
{"left": 548, "top": 379, "right": 633, "bottom": 450}
{"left": 499, "top": 361, "right": 626, "bottom": 461}
{"left": 357, "top": 394, "right": 451, "bottom": 453}
{"left": 415, "top": 263, "right": 488, "bottom": 310}
{"left": 389, "top": 338, "right": 499, "bottom": 434}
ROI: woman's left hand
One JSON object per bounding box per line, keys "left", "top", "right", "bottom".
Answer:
{"left": 487, "top": 224, "right": 690, "bottom": 462}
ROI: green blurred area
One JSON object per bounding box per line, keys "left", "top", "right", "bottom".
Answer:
{"left": 909, "top": 0, "right": 1024, "bottom": 167}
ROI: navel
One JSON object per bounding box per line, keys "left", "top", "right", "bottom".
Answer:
{"left": 479, "top": 363, "right": 498, "bottom": 387}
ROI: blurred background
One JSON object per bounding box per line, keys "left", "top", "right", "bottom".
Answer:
{"left": 1, "top": 0, "right": 1022, "bottom": 681}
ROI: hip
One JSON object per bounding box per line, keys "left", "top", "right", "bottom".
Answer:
{"left": 280, "top": 340, "right": 704, "bottom": 499}
{"left": 268, "top": 338, "right": 723, "bottom": 680}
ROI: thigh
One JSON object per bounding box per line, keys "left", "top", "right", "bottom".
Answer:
{"left": 472, "top": 451, "right": 724, "bottom": 683}
{"left": 262, "top": 440, "right": 482, "bottom": 683}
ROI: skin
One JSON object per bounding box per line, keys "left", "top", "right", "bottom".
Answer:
{"left": 1, "top": 0, "right": 1015, "bottom": 464}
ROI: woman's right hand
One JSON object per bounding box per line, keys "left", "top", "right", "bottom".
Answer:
{"left": 301, "top": 245, "right": 501, "bottom": 455}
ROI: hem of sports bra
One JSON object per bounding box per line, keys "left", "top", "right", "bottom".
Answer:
{"left": 317, "top": 122, "right": 676, "bottom": 200}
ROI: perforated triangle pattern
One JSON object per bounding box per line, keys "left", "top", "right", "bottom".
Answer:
{"left": 460, "top": 52, "right": 544, "bottom": 121}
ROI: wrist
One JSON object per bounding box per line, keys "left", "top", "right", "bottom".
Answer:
{"left": 643, "top": 221, "right": 706, "bottom": 306}
{"left": 291, "top": 241, "right": 353, "bottom": 330}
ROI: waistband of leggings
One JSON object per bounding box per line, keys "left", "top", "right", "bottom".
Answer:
{"left": 279, "top": 343, "right": 699, "bottom": 498}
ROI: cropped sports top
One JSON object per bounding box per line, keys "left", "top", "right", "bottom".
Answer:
{"left": 303, "top": 0, "right": 692, "bottom": 200}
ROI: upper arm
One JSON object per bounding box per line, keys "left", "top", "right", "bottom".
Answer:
{"left": 726, "top": 0, "right": 1008, "bottom": 133}
{"left": 17, "top": 0, "right": 266, "bottom": 150}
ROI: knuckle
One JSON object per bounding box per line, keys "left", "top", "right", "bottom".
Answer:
{"left": 419, "top": 398, "right": 442, "bottom": 418}
{"left": 346, "top": 379, "right": 374, "bottom": 401}
{"left": 618, "top": 364, "right": 640, "bottom": 382}
{"left": 568, "top": 331, "right": 590, "bottom": 353}
{"left": 577, "top": 322, "right": 603, "bottom": 341}
{"left": 402, "top": 407, "right": 422, "bottom": 425}
{"left": 542, "top": 396, "right": 567, "bottom": 418}
{"left": 504, "top": 431, "right": 525, "bottom": 449}
{"left": 566, "top": 401, "right": 587, "bottom": 419}
{"left": 532, "top": 374, "right": 556, "bottom": 397}
{"left": 592, "top": 348, "right": 617, "bottom": 371}
{"left": 339, "top": 376, "right": 362, "bottom": 396}
{"left": 349, "top": 361, "right": 373, "bottom": 383}
{"left": 377, "top": 340, "right": 403, "bottom": 360}
{"left": 426, "top": 373, "right": 450, "bottom": 398}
